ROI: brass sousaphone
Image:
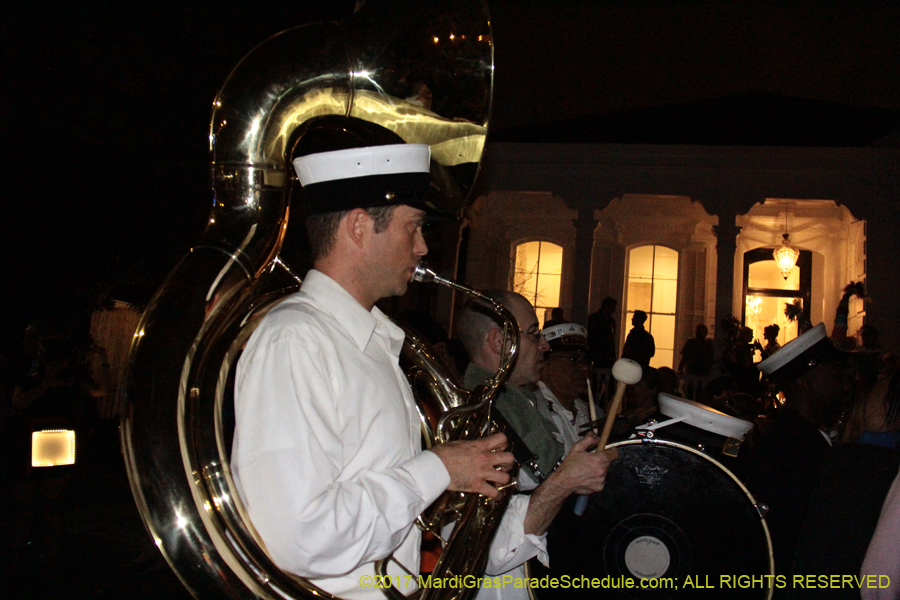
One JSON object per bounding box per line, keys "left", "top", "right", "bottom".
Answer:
{"left": 120, "top": 1, "right": 511, "bottom": 599}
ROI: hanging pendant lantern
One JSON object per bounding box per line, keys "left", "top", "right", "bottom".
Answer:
{"left": 773, "top": 233, "right": 800, "bottom": 279}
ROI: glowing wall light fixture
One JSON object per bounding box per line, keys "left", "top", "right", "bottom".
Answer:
{"left": 32, "top": 429, "right": 76, "bottom": 467}
{"left": 772, "top": 203, "right": 799, "bottom": 280}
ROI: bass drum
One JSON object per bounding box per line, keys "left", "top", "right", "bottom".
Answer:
{"left": 528, "top": 439, "right": 773, "bottom": 600}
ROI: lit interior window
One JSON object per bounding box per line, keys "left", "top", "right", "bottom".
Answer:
{"left": 32, "top": 430, "right": 76, "bottom": 467}
{"left": 626, "top": 245, "right": 679, "bottom": 368}
{"left": 512, "top": 240, "right": 563, "bottom": 328}
{"left": 746, "top": 260, "right": 801, "bottom": 346}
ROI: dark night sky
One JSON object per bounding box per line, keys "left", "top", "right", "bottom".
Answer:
{"left": 1, "top": 0, "right": 898, "bottom": 347}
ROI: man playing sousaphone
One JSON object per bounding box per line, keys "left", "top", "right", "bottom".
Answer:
{"left": 231, "top": 137, "right": 515, "bottom": 599}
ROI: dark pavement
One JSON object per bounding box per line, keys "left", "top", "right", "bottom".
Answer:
{"left": 1, "top": 421, "right": 193, "bottom": 600}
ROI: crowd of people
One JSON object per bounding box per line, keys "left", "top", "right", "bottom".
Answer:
{"left": 230, "top": 138, "right": 900, "bottom": 599}
{"left": 4, "top": 138, "right": 899, "bottom": 600}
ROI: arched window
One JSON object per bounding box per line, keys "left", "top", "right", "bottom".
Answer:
{"left": 625, "top": 245, "right": 679, "bottom": 368}
{"left": 742, "top": 247, "right": 812, "bottom": 347}
{"left": 512, "top": 240, "right": 563, "bottom": 328}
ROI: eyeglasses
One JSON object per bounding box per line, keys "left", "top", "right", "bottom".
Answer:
{"left": 550, "top": 354, "right": 591, "bottom": 367}
{"left": 518, "top": 328, "right": 543, "bottom": 342}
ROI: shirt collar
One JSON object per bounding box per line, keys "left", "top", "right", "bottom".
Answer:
{"left": 301, "top": 269, "right": 406, "bottom": 355}
{"left": 537, "top": 381, "right": 558, "bottom": 404}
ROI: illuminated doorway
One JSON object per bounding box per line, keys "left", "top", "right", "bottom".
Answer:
{"left": 742, "top": 248, "right": 811, "bottom": 346}
{"left": 625, "top": 245, "right": 679, "bottom": 369}
{"left": 512, "top": 240, "right": 563, "bottom": 328}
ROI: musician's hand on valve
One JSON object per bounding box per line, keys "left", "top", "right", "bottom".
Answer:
{"left": 429, "top": 432, "right": 514, "bottom": 500}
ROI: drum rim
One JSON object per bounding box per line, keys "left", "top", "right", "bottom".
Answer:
{"left": 525, "top": 438, "right": 774, "bottom": 600}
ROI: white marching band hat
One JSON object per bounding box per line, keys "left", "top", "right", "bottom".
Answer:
{"left": 757, "top": 322, "right": 846, "bottom": 381}
{"left": 291, "top": 144, "right": 451, "bottom": 219}
{"left": 293, "top": 144, "right": 431, "bottom": 186}
{"left": 542, "top": 323, "right": 589, "bottom": 353}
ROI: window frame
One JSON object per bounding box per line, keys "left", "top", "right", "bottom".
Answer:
{"left": 510, "top": 238, "right": 565, "bottom": 328}
{"left": 624, "top": 244, "right": 680, "bottom": 369}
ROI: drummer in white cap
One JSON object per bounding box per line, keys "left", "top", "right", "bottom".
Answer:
{"left": 757, "top": 322, "right": 855, "bottom": 436}
{"left": 747, "top": 323, "right": 856, "bottom": 582}
{"left": 537, "top": 323, "right": 596, "bottom": 451}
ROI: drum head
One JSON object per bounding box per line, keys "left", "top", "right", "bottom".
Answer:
{"left": 529, "top": 440, "right": 773, "bottom": 600}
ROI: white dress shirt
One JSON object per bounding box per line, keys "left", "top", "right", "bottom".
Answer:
{"left": 474, "top": 494, "right": 548, "bottom": 600}
{"left": 232, "top": 269, "right": 450, "bottom": 599}
{"left": 471, "top": 381, "right": 558, "bottom": 600}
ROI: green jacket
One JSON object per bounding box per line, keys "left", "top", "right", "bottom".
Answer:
{"left": 463, "top": 363, "right": 564, "bottom": 481}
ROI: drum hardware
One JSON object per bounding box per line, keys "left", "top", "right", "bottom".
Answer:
{"left": 722, "top": 437, "right": 743, "bottom": 458}
{"left": 633, "top": 416, "right": 687, "bottom": 442}
{"left": 635, "top": 415, "right": 688, "bottom": 432}
{"left": 528, "top": 395, "right": 772, "bottom": 599}
{"left": 527, "top": 439, "right": 775, "bottom": 600}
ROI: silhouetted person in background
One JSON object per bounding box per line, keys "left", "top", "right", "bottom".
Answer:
{"left": 761, "top": 323, "right": 782, "bottom": 360}
{"left": 678, "top": 323, "right": 714, "bottom": 398}
{"left": 622, "top": 310, "right": 654, "bottom": 368}
{"left": 587, "top": 297, "right": 618, "bottom": 369}
{"left": 855, "top": 324, "right": 887, "bottom": 388}
{"left": 726, "top": 325, "right": 761, "bottom": 397}
{"left": 543, "top": 307, "right": 566, "bottom": 329}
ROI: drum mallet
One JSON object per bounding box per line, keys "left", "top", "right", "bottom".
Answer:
{"left": 574, "top": 358, "right": 642, "bottom": 516}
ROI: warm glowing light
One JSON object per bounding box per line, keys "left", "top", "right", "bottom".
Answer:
{"left": 513, "top": 241, "right": 562, "bottom": 329}
{"left": 433, "top": 36, "right": 439, "bottom": 43}
{"left": 32, "top": 430, "right": 76, "bottom": 467}
{"left": 746, "top": 295, "right": 763, "bottom": 319}
{"left": 478, "top": 35, "right": 482, "bottom": 41}
{"left": 773, "top": 234, "right": 800, "bottom": 280}
{"left": 625, "top": 245, "right": 680, "bottom": 369}
{"left": 135, "top": 329, "right": 145, "bottom": 338}
{"left": 449, "top": 33, "right": 455, "bottom": 40}
{"left": 177, "top": 515, "right": 188, "bottom": 529}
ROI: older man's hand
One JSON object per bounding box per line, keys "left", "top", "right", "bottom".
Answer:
{"left": 522, "top": 434, "right": 619, "bottom": 535}
{"left": 552, "top": 434, "right": 618, "bottom": 495}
